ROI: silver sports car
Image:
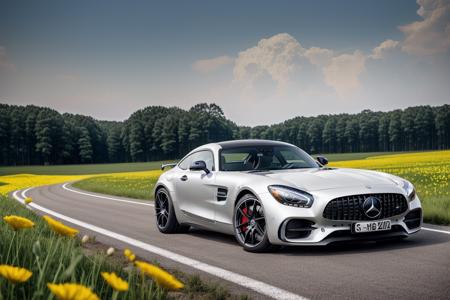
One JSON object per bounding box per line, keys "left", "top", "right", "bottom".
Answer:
{"left": 154, "top": 140, "right": 422, "bottom": 252}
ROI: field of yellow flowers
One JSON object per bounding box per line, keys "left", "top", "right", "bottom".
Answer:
{"left": 0, "top": 174, "right": 92, "bottom": 196}
{"left": 0, "top": 170, "right": 162, "bottom": 201}
{"left": 329, "top": 150, "right": 450, "bottom": 224}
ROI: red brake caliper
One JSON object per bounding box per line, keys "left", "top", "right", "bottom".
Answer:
{"left": 241, "top": 207, "right": 249, "bottom": 232}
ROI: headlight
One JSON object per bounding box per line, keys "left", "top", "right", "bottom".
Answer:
{"left": 402, "top": 180, "right": 416, "bottom": 201}
{"left": 268, "top": 185, "right": 314, "bottom": 208}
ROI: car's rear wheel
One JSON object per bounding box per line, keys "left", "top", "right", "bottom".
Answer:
{"left": 234, "top": 194, "right": 273, "bottom": 252}
{"left": 155, "top": 187, "right": 189, "bottom": 233}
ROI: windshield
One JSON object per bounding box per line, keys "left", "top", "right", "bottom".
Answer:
{"left": 219, "top": 145, "right": 318, "bottom": 171}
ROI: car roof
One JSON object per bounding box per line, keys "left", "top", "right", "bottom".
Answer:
{"left": 217, "top": 139, "right": 293, "bottom": 149}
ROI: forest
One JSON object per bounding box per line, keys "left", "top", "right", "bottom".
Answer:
{"left": 0, "top": 102, "right": 449, "bottom": 165}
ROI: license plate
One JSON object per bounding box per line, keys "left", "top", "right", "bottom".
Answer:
{"left": 352, "top": 220, "right": 391, "bottom": 233}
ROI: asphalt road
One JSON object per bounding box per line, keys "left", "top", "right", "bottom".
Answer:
{"left": 13, "top": 183, "right": 450, "bottom": 300}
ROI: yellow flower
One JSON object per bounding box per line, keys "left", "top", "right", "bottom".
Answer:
{"left": 135, "top": 260, "right": 184, "bottom": 290}
{"left": 123, "top": 248, "right": 136, "bottom": 262}
{"left": 101, "top": 272, "right": 129, "bottom": 292}
{"left": 24, "top": 197, "right": 33, "bottom": 205}
{"left": 3, "top": 215, "right": 35, "bottom": 230}
{"left": 43, "top": 216, "right": 79, "bottom": 237}
{"left": 47, "top": 283, "right": 100, "bottom": 300}
{"left": 0, "top": 265, "right": 32, "bottom": 283}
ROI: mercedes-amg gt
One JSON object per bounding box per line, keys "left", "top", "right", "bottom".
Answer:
{"left": 154, "top": 140, "right": 422, "bottom": 252}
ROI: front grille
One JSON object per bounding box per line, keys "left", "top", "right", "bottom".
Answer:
{"left": 323, "top": 193, "right": 408, "bottom": 221}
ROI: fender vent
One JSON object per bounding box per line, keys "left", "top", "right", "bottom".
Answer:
{"left": 217, "top": 188, "right": 228, "bottom": 201}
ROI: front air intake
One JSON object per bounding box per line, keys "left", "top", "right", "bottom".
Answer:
{"left": 281, "top": 219, "right": 315, "bottom": 240}
{"left": 404, "top": 208, "right": 422, "bottom": 229}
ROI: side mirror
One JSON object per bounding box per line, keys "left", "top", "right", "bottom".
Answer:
{"left": 189, "top": 160, "right": 210, "bottom": 174}
{"left": 317, "top": 156, "right": 328, "bottom": 166}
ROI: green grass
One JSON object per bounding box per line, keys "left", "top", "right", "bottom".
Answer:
{"left": 0, "top": 196, "right": 165, "bottom": 300}
{"left": 73, "top": 175, "right": 157, "bottom": 200}
{"left": 0, "top": 161, "right": 175, "bottom": 176}
{"left": 420, "top": 196, "right": 449, "bottom": 225}
{"left": 0, "top": 196, "right": 247, "bottom": 299}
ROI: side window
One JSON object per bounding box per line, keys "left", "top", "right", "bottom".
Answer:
{"left": 189, "top": 151, "right": 215, "bottom": 171}
{"left": 178, "top": 155, "right": 191, "bottom": 170}
{"left": 178, "top": 151, "right": 215, "bottom": 171}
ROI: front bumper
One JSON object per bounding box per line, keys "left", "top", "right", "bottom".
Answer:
{"left": 259, "top": 185, "right": 422, "bottom": 246}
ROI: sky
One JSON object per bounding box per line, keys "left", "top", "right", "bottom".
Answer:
{"left": 1, "top": 0, "right": 449, "bottom": 125}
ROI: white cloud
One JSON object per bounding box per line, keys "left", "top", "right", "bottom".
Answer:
{"left": 370, "top": 39, "right": 400, "bottom": 59}
{"left": 399, "top": 0, "right": 450, "bottom": 55}
{"left": 192, "top": 55, "right": 234, "bottom": 73}
{"left": 304, "top": 47, "right": 334, "bottom": 66}
{"left": 233, "top": 33, "right": 304, "bottom": 92}
{"left": 323, "top": 51, "right": 366, "bottom": 98}
{"left": 0, "top": 46, "right": 15, "bottom": 72}
{"left": 232, "top": 33, "right": 367, "bottom": 98}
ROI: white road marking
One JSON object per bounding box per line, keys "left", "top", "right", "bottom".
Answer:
{"left": 422, "top": 227, "right": 450, "bottom": 235}
{"left": 62, "top": 182, "right": 154, "bottom": 207}
{"left": 13, "top": 187, "right": 307, "bottom": 300}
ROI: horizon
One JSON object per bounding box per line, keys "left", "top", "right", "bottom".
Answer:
{"left": 1, "top": 0, "right": 449, "bottom": 126}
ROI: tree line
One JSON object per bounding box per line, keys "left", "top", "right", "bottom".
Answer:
{"left": 0, "top": 102, "right": 449, "bottom": 165}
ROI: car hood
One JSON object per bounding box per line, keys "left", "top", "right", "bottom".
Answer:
{"left": 257, "top": 168, "right": 400, "bottom": 192}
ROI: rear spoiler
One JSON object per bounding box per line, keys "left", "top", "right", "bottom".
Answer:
{"left": 161, "top": 163, "right": 177, "bottom": 170}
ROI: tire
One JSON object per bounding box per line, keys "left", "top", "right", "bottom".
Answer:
{"left": 155, "top": 188, "right": 190, "bottom": 234}
{"left": 233, "top": 194, "right": 274, "bottom": 252}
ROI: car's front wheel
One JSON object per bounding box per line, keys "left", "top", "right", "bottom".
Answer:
{"left": 155, "top": 187, "right": 189, "bottom": 233}
{"left": 233, "top": 194, "right": 274, "bottom": 252}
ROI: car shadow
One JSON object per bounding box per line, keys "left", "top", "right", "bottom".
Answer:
{"left": 187, "top": 227, "right": 449, "bottom": 255}
{"left": 188, "top": 227, "right": 238, "bottom": 244}
{"left": 279, "top": 232, "right": 450, "bottom": 256}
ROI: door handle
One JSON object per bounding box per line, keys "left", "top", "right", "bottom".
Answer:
{"left": 180, "top": 175, "right": 188, "bottom": 181}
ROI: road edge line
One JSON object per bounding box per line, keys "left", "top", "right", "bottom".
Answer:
{"left": 421, "top": 227, "right": 450, "bottom": 235}
{"left": 62, "top": 183, "right": 154, "bottom": 207}
{"left": 12, "top": 187, "right": 308, "bottom": 300}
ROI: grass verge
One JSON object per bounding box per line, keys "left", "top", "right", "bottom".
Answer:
{"left": 0, "top": 196, "right": 248, "bottom": 299}
{"left": 72, "top": 170, "right": 162, "bottom": 200}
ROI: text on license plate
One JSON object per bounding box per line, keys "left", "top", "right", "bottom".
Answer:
{"left": 353, "top": 220, "right": 391, "bottom": 233}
